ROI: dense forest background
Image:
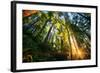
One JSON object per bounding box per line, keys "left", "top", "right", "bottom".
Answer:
{"left": 22, "top": 10, "right": 91, "bottom": 62}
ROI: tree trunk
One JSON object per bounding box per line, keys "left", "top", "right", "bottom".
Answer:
{"left": 63, "top": 13, "right": 72, "bottom": 60}
{"left": 44, "top": 24, "right": 53, "bottom": 42}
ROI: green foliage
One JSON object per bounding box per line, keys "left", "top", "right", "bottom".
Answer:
{"left": 22, "top": 10, "right": 91, "bottom": 62}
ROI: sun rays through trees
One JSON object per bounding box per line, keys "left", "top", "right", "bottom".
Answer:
{"left": 22, "top": 10, "right": 91, "bottom": 62}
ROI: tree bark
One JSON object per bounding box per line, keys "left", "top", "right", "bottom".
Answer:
{"left": 44, "top": 24, "right": 53, "bottom": 42}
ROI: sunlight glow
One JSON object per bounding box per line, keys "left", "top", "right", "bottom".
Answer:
{"left": 70, "top": 35, "right": 85, "bottom": 60}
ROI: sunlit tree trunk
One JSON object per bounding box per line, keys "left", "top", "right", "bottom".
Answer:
{"left": 63, "top": 13, "right": 72, "bottom": 60}
{"left": 44, "top": 24, "right": 53, "bottom": 42}
{"left": 66, "top": 27, "right": 72, "bottom": 60}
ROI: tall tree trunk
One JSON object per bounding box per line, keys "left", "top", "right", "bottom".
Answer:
{"left": 44, "top": 24, "right": 53, "bottom": 42}
{"left": 63, "top": 13, "right": 72, "bottom": 60}
{"left": 60, "top": 25, "right": 63, "bottom": 52}
{"left": 66, "top": 27, "right": 72, "bottom": 60}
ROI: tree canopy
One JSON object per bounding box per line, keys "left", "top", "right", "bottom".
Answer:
{"left": 22, "top": 10, "right": 91, "bottom": 62}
